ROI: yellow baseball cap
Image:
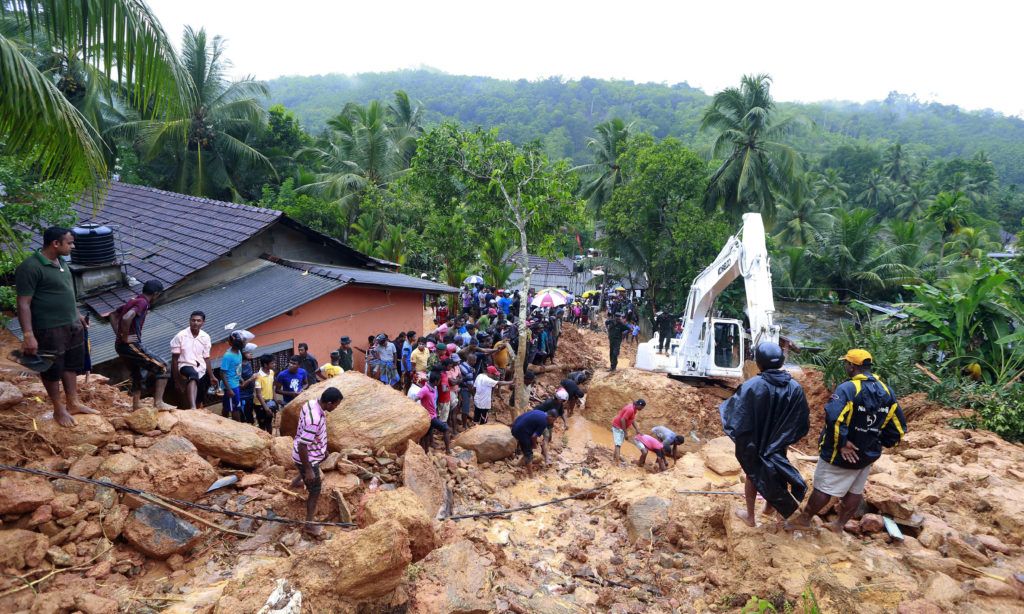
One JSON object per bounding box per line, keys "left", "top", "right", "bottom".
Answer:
{"left": 840, "top": 349, "right": 872, "bottom": 365}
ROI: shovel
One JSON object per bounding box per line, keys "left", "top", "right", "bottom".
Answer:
{"left": 9, "top": 350, "right": 55, "bottom": 372}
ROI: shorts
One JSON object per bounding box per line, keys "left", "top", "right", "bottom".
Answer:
{"left": 460, "top": 388, "right": 473, "bottom": 415}
{"left": 179, "top": 365, "right": 204, "bottom": 382}
{"left": 612, "top": 426, "right": 625, "bottom": 447}
{"left": 437, "top": 400, "right": 452, "bottom": 422}
{"left": 239, "top": 396, "right": 255, "bottom": 424}
{"left": 812, "top": 459, "right": 872, "bottom": 497}
{"left": 427, "top": 417, "right": 450, "bottom": 434}
{"left": 293, "top": 462, "right": 322, "bottom": 495}
{"left": 516, "top": 435, "right": 535, "bottom": 462}
{"left": 115, "top": 341, "right": 169, "bottom": 391}
{"left": 35, "top": 321, "right": 86, "bottom": 382}
{"left": 221, "top": 387, "right": 241, "bottom": 417}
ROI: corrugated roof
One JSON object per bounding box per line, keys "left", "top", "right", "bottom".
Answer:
{"left": 266, "top": 255, "right": 460, "bottom": 294}
{"left": 8, "top": 261, "right": 346, "bottom": 366}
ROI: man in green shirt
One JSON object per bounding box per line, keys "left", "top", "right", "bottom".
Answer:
{"left": 15, "top": 227, "right": 100, "bottom": 427}
{"left": 336, "top": 336, "right": 354, "bottom": 371}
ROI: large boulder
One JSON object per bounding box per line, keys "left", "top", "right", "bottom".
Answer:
{"left": 0, "top": 381, "right": 24, "bottom": 410}
{"left": 36, "top": 413, "right": 115, "bottom": 450}
{"left": 291, "top": 518, "right": 412, "bottom": 599}
{"left": 125, "top": 436, "right": 217, "bottom": 503}
{"left": 0, "top": 529, "right": 47, "bottom": 569}
{"left": 701, "top": 436, "right": 742, "bottom": 475}
{"left": 0, "top": 475, "right": 54, "bottom": 514}
{"left": 280, "top": 371, "right": 429, "bottom": 455}
{"left": 402, "top": 441, "right": 445, "bottom": 519}
{"left": 453, "top": 424, "right": 517, "bottom": 463}
{"left": 357, "top": 487, "right": 436, "bottom": 562}
{"left": 271, "top": 436, "right": 295, "bottom": 466}
{"left": 122, "top": 503, "right": 202, "bottom": 559}
{"left": 626, "top": 495, "right": 670, "bottom": 541}
{"left": 921, "top": 572, "right": 965, "bottom": 610}
{"left": 425, "top": 540, "right": 491, "bottom": 614}
{"left": 96, "top": 453, "right": 142, "bottom": 485}
{"left": 170, "top": 409, "right": 271, "bottom": 468}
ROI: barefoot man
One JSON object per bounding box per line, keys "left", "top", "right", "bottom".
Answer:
{"left": 291, "top": 387, "right": 344, "bottom": 538}
{"left": 719, "top": 342, "right": 810, "bottom": 527}
{"left": 786, "top": 349, "right": 907, "bottom": 533}
{"left": 15, "top": 227, "right": 99, "bottom": 427}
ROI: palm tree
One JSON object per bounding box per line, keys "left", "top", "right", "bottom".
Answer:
{"left": 772, "top": 246, "right": 815, "bottom": 298}
{"left": 886, "top": 218, "right": 939, "bottom": 281}
{"left": 126, "top": 26, "right": 272, "bottom": 201}
{"left": 0, "top": 0, "right": 188, "bottom": 249}
{"left": 573, "top": 117, "right": 633, "bottom": 217}
{"left": 894, "top": 181, "right": 933, "bottom": 220}
{"left": 927, "top": 191, "right": 971, "bottom": 265}
{"left": 857, "top": 170, "right": 895, "bottom": 215}
{"left": 882, "top": 142, "right": 911, "bottom": 185}
{"left": 944, "top": 227, "right": 999, "bottom": 266}
{"left": 774, "top": 173, "right": 832, "bottom": 247}
{"left": 387, "top": 90, "right": 424, "bottom": 165}
{"left": 809, "top": 207, "right": 919, "bottom": 300}
{"left": 478, "top": 229, "right": 515, "bottom": 288}
{"left": 814, "top": 168, "right": 849, "bottom": 208}
{"left": 300, "top": 100, "right": 407, "bottom": 239}
{"left": 700, "top": 74, "right": 811, "bottom": 223}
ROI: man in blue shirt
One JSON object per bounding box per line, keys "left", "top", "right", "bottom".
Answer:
{"left": 275, "top": 355, "right": 308, "bottom": 406}
{"left": 497, "top": 292, "right": 511, "bottom": 316}
{"left": 511, "top": 409, "right": 557, "bottom": 478}
{"left": 402, "top": 330, "right": 416, "bottom": 393}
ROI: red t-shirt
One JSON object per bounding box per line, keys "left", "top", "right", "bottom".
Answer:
{"left": 612, "top": 403, "right": 637, "bottom": 429}
{"left": 437, "top": 372, "right": 452, "bottom": 403}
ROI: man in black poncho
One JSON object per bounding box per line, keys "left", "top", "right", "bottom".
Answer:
{"left": 719, "top": 342, "right": 810, "bottom": 526}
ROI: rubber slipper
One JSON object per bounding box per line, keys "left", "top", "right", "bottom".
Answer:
{"left": 9, "top": 350, "right": 54, "bottom": 372}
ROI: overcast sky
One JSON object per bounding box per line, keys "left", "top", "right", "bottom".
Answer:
{"left": 147, "top": 0, "right": 1023, "bottom": 117}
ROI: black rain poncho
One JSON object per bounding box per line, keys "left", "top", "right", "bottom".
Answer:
{"left": 718, "top": 369, "right": 811, "bottom": 518}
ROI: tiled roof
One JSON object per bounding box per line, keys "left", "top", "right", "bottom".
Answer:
{"left": 266, "top": 255, "right": 460, "bottom": 294}
{"left": 7, "top": 261, "right": 346, "bottom": 366}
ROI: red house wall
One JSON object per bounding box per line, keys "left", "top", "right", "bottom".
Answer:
{"left": 209, "top": 286, "right": 424, "bottom": 373}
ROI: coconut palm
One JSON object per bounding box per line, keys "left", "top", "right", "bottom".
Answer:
{"left": 478, "top": 230, "right": 516, "bottom": 289}
{"left": 814, "top": 168, "right": 849, "bottom": 208}
{"left": 882, "top": 142, "right": 911, "bottom": 185}
{"left": 387, "top": 90, "right": 424, "bottom": 165}
{"left": 886, "top": 218, "right": 939, "bottom": 281}
{"left": 573, "top": 117, "right": 633, "bottom": 217}
{"left": 857, "top": 170, "right": 895, "bottom": 215}
{"left": 945, "top": 227, "right": 1000, "bottom": 266}
{"left": 772, "top": 246, "right": 815, "bottom": 298}
{"left": 700, "top": 74, "right": 811, "bottom": 223}
{"left": 774, "top": 173, "right": 832, "bottom": 247}
{"left": 895, "top": 182, "right": 933, "bottom": 220}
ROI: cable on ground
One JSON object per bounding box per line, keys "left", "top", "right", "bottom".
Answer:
{"left": 446, "top": 483, "right": 612, "bottom": 519}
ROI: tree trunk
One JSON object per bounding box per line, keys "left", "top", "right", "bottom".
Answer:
{"left": 513, "top": 230, "right": 532, "bottom": 418}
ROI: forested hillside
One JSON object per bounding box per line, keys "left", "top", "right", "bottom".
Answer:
{"left": 268, "top": 70, "right": 1024, "bottom": 186}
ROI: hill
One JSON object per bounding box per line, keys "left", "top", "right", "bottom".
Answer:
{"left": 268, "top": 70, "right": 1024, "bottom": 185}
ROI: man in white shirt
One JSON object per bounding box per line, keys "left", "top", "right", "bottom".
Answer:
{"left": 473, "top": 365, "right": 514, "bottom": 424}
{"left": 170, "top": 311, "right": 213, "bottom": 409}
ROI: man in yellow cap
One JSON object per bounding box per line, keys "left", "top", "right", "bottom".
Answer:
{"left": 785, "top": 349, "right": 907, "bottom": 533}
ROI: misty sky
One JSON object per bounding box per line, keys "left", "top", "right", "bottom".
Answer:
{"left": 147, "top": 0, "right": 1023, "bottom": 116}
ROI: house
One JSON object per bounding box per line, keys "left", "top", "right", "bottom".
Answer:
{"left": 9, "top": 182, "right": 457, "bottom": 382}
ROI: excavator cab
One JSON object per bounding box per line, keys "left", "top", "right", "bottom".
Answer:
{"left": 707, "top": 319, "right": 745, "bottom": 376}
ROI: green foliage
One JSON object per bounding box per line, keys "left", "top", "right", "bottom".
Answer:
{"left": 258, "top": 178, "right": 346, "bottom": 238}
{"left": 810, "top": 311, "right": 931, "bottom": 394}
{"left": 936, "top": 382, "right": 1024, "bottom": 443}
{"left": 600, "top": 135, "right": 730, "bottom": 311}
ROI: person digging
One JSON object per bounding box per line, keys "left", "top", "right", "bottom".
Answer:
{"left": 611, "top": 398, "right": 645, "bottom": 463}
{"left": 719, "top": 342, "right": 810, "bottom": 528}
{"left": 633, "top": 433, "right": 668, "bottom": 472}
{"left": 512, "top": 408, "right": 558, "bottom": 478}
{"left": 290, "top": 387, "right": 344, "bottom": 539}
{"left": 785, "top": 349, "right": 907, "bottom": 533}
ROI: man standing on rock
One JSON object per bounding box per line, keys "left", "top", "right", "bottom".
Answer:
{"left": 605, "top": 313, "right": 629, "bottom": 372}
{"left": 171, "top": 311, "right": 213, "bottom": 409}
{"left": 612, "top": 399, "right": 645, "bottom": 463}
{"left": 720, "top": 342, "right": 810, "bottom": 527}
{"left": 473, "top": 365, "right": 515, "bottom": 424}
{"left": 512, "top": 408, "right": 558, "bottom": 478}
{"left": 15, "top": 227, "right": 99, "bottom": 427}
{"left": 291, "top": 386, "right": 344, "bottom": 538}
{"left": 786, "top": 349, "right": 907, "bottom": 533}
{"left": 112, "top": 280, "right": 174, "bottom": 411}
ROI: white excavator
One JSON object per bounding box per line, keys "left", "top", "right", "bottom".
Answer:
{"left": 635, "top": 212, "right": 780, "bottom": 379}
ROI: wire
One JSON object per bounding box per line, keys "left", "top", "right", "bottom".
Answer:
{"left": 445, "top": 483, "right": 611, "bottom": 519}
{"left": 0, "top": 463, "right": 357, "bottom": 528}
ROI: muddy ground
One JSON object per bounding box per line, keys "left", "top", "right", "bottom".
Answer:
{"left": 0, "top": 317, "right": 1022, "bottom": 613}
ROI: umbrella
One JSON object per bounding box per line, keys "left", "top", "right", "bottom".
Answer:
{"left": 463, "top": 275, "right": 484, "bottom": 285}
{"left": 531, "top": 288, "right": 568, "bottom": 308}
{"left": 581, "top": 290, "right": 599, "bottom": 298}
{"left": 614, "top": 286, "right": 626, "bottom": 292}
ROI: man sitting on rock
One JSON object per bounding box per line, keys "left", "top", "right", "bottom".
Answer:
{"left": 719, "top": 342, "right": 810, "bottom": 528}
{"left": 786, "top": 349, "right": 907, "bottom": 533}
{"left": 512, "top": 408, "right": 558, "bottom": 478}
{"left": 291, "top": 386, "right": 344, "bottom": 538}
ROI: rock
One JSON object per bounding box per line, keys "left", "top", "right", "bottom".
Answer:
{"left": 429, "top": 540, "right": 491, "bottom": 614}
{"left": 96, "top": 453, "right": 141, "bottom": 485}
{"left": 0, "top": 529, "right": 47, "bottom": 569}
{"left": 0, "top": 380, "right": 24, "bottom": 410}
{"left": 68, "top": 454, "right": 103, "bottom": 478}
{"left": 974, "top": 533, "right": 1017, "bottom": 555}
{"left": 946, "top": 535, "right": 992, "bottom": 566}
{"left": 170, "top": 410, "right": 271, "bottom": 468}
{"left": 402, "top": 441, "right": 445, "bottom": 519}
{"left": 125, "top": 406, "right": 158, "bottom": 433}
{"left": 280, "top": 371, "right": 429, "bottom": 454}
{"left": 453, "top": 424, "right": 517, "bottom": 463}
{"left": 357, "top": 487, "right": 435, "bottom": 562}
{"left": 28, "top": 504, "right": 53, "bottom": 526}
{"left": 701, "top": 437, "right": 742, "bottom": 475}
{"left": 320, "top": 452, "right": 342, "bottom": 471}
{"left": 123, "top": 504, "right": 201, "bottom": 560}
{"left": 102, "top": 504, "right": 129, "bottom": 540}
{"left": 290, "top": 518, "right": 412, "bottom": 599}
{"left": 322, "top": 472, "right": 361, "bottom": 495}
{"left": 46, "top": 545, "right": 74, "bottom": 567}
{"left": 921, "top": 572, "right": 965, "bottom": 609}
{"left": 626, "top": 496, "right": 670, "bottom": 541}
{"left": 972, "top": 577, "right": 1018, "bottom": 598}
{"left": 124, "top": 436, "right": 217, "bottom": 503}
{"left": 896, "top": 599, "right": 943, "bottom": 614}
{"left": 74, "top": 593, "right": 119, "bottom": 614}
{"left": 156, "top": 411, "right": 179, "bottom": 432}
{"left": 858, "top": 514, "right": 885, "bottom": 534}
{"left": 0, "top": 476, "right": 54, "bottom": 514}
{"left": 272, "top": 436, "right": 295, "bottom": 466}
{"left": 36, "top": 413, "right": 115, "bottom": 450}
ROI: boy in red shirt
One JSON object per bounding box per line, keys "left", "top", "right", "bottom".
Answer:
{"left": 611, "top": 398, "right": 646, "bottom": 462}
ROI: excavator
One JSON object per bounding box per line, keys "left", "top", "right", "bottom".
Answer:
{"left": 635, "top": 212, "right": 780, "bottom": 379}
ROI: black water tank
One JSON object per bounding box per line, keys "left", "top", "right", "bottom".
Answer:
{"left": 70, "top": 223, "right": 116, "bottom": 265}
